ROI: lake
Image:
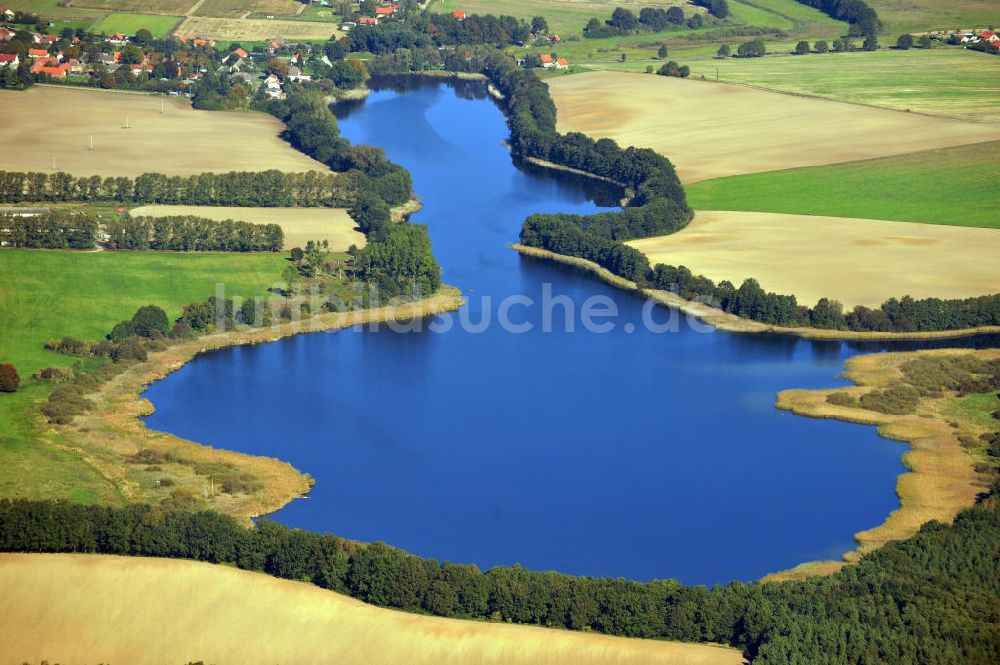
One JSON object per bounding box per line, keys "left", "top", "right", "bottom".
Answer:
{"left": 145, "top": 77, "right": 961, "bottom": 584}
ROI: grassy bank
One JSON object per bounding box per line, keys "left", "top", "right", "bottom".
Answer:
{"left": 771, "top": 348, "right": 999, "bottom": 578}
{"left": 686, "top": 141, "right": 1000, "bottom": 228}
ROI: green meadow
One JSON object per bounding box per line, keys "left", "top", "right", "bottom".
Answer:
{"left": 684, "top": 48, "right": 1000, "bottom": 122}
{"left": 0, "top": 249, "right": 284, "bottom": 504}
{"left": 685, "top": 140, "right": 1000, "bottom": 228}
{"left": 92, "top": 12, "right": 181, "bottom": 38}
{"left": 0, "top": 250, "right": 284, "bottom": 377}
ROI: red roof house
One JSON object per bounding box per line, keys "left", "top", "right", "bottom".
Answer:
{"left": 0, "top": 27, "right": 15, "bottom": 41}
{"left": 453, "top": 10, "right": 466, "bottom": 19}
{"left": 0, "top": 53, "right": 18, "bottom": 66}
{"left": 556, "top": 57, "right": 568, "bottom": 68}
{"left": 375, "top": 6, "right": 393, "bottom": 15}
{"left": 27, "top": 47, "right": 48, "bottom": 58}
{"left": 233, "top": 47, "right": 248, "bottom": 58}
{"left": 539, "top": 53, "right": 553, "bottom": 65}
{"left": 358, "top": 16, "right": 377, "bottom": 25}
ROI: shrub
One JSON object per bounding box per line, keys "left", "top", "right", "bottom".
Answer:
{"left": 826, "top": 392, "right": 857, "bottom": 407}
{"left": 130, "top": 305, "right": 169, "bottom": 338}
{"left": 170, "top": 319, "right": 195, "bottom": 339}
{"left": 0, "top": 364, "right": 19, "bottom": 392}
{"left": 33, "top": 366, "right": 74, "bottom": 383}
{"left": 111, "top": 338, "right": 148, "bottom": 363}
{"left": 859, "top": 386, "right": 921, "bottom": 415}
{"left": 109, "top": 320, "right": 136, "bottom": 341}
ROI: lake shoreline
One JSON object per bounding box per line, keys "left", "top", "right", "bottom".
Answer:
{"left": 766, "top": 348, "right": 994, "bottom": 581}
{"left": 511, "top": 244, "right": 1000, "bottom": 341}
{"left": 53, "top": 286, "right": 465, "bottom": 524}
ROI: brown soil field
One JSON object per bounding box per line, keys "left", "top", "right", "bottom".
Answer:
{"left": 177, "top": 15, "right": 342, "bottom": 40}
{"left": 772, "top": 348, "right": 997, "bottom": 573}
{"left": 0, "top": 86, "right": 325, "bottom": 177}
{"left": 547, "top": 71, "right": 1000, "bottom": 182}
{"left": 627, "top": 210, "right": 1000, "bottom": 308}
{"left": 0, "top": 553, "right": 744, "bottom": 665}
{"left": 131, "top": 204, "right": 365, "bottom": 250}
{"left": 194, "top": 0, "right": 303, "bottom": 18}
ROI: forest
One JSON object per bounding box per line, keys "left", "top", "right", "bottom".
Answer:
{"left": 1, "top": 475, "right": 998, "bottom": 664}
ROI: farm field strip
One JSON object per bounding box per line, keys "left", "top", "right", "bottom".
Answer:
{"left": 685, "top": 141, "right": 1000, "bottom": 228}
{"left": 547, "top": 71, "right": 1000, "bottom": 183}
{"left": 627, "top": 210, "right": 1000, "bottom": 308}
{"left": 175, "top": 15, "right": 344, "bottom": 40}
{"left": 0, "top": 86, "right": 326, "bottom": 177}
{"left": 0, "top": 553, "right": 744, "bottom": 665}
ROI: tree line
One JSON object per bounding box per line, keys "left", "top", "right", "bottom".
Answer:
{"left": 584, "top": 6, "right": 708, "bottom": 39}
{"left": 0, "top": 170, "right": 356, "bottom": 208}
{"left": 1, "top": 475, "right": 998, "bottom": 663}
{"left": 256, "top": 90, "right": 413, "bottom": 207}
{"left": 344, "top": 12, "right": 537, "bottom": 54}
{"left": 106, "top": 214, "right": 283, "bottom": 252}
{"left": 0, "top": 212, "right": 97, "bottom": 249}
{"left": 793, "top": 0, "right": 881, "bottom": 36}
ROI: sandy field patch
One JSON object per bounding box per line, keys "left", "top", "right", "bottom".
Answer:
{"left": 627, "top": 210, "right": 1000, "bottom": 308}
{"left": 0, "top": 553, "right": 743, "bottom": 665}
{"left": 131, "top": 204, "right": 364, "bottom": 250}
{"left": 177, "top": 15, "right": 342, "bottom": 40}
{"left": 547, "top": 71, "right": 1000, "bottom": 182}
{"left": 194, "top": 0, "right": 303, "bottom": 18}
{"left": 0, "top": 86, "right": 325, "bottom": 177}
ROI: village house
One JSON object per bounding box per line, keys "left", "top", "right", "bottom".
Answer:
{"left": 555, "top": 57, "right": 568, "bottom": 69}
{"left": 539, "top": 53, "right": 554, "bottom": 68}
{"left": 105, "top": 32, "right": 126, "bottom": 45}
{"left": 264, "top": 73, "right": 284, "bottom": 99}
{"left": 453, "top": 10, "right": 466, "bottom": 20}
{"left": 0, "top": 52, "right": 17, "bottom": 67}
{"left": 268, "top": 39, "right": 283, "bottom": 54}
{"left": 358, "top": 16, "right": 377, "bottom": 26}
{"left": 30, "top": 58, "right": 70, "bottom": 78}
{"left": 287, "top": 64, "right": 311, "bottom": 82}
{"left": 0, "top": 8, "right": 14, "bottom": 22}
{"left": 27, "top": 47, "right": 48, "bottom": 58}
{"left": 0, "top": 27, "right": 16, "bottom": 41}
{"left": 339, "top": 21, "right": 357, "bottom": 31}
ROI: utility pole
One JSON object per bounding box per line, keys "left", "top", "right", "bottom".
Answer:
{"left": 89, "top": 135, "right": 94, "bottom": 151}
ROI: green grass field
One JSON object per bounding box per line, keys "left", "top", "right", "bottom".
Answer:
{"left": 0, "top": 250, "right": 284, "bottom": 377}
{"left": 682, "top": 47, "right": 1000, "bottom": 122}
{"left": 685, "top": 140, "right": 1000, "bottom": 228}
{"left": 92, "top": 12, "right": 182, "bottom": 38}
{"left": 0, "top": 249, "right": 285, "bottom": 506}
{"left": 866, "top": 0, "right": 1000, "bottom": 35}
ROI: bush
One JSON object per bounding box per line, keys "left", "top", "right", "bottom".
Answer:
{"left": 826, "top": 392, "right": 857, "bottom": 407}
{"left": 130, "top": 305, "right": 169, "bottom": 338}
{"left": 0, "top": 364, "right": 19, "bottom": 392}
{"left": 170, "top": 319, "right": 195, "bottom": 339}
{"left": 111, "top": 337, "right": 148, "bottom": 363}
{"left": 32, "top": 367, "right": 74, "bottom": 383}
{"left": 109, "top": 320, "right": 136, "bottom": 341}
{"left": 859, "top": 386, "right": 921, "bottom": 415}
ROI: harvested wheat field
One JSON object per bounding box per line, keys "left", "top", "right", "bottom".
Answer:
{"left": 131, "top": 204, "right": 364, "bottom": 250}
{"left": 0, "top": 553, "right": 743, "bottom": 665}
{"left": 628, "top": 211, "right": 1000, "bottom": 308}
{"left": 547, "top": 71, "right": 1000, "bottom": 182}
{"left": 0, "top": 86, "right": 325, "bottom": 177}
{"left": 176, "top": 15, "right": 342, "bottom": 40}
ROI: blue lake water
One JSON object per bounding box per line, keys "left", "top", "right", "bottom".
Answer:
{"left": 143, "top": 78, "right": 982, "bottom": 585}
